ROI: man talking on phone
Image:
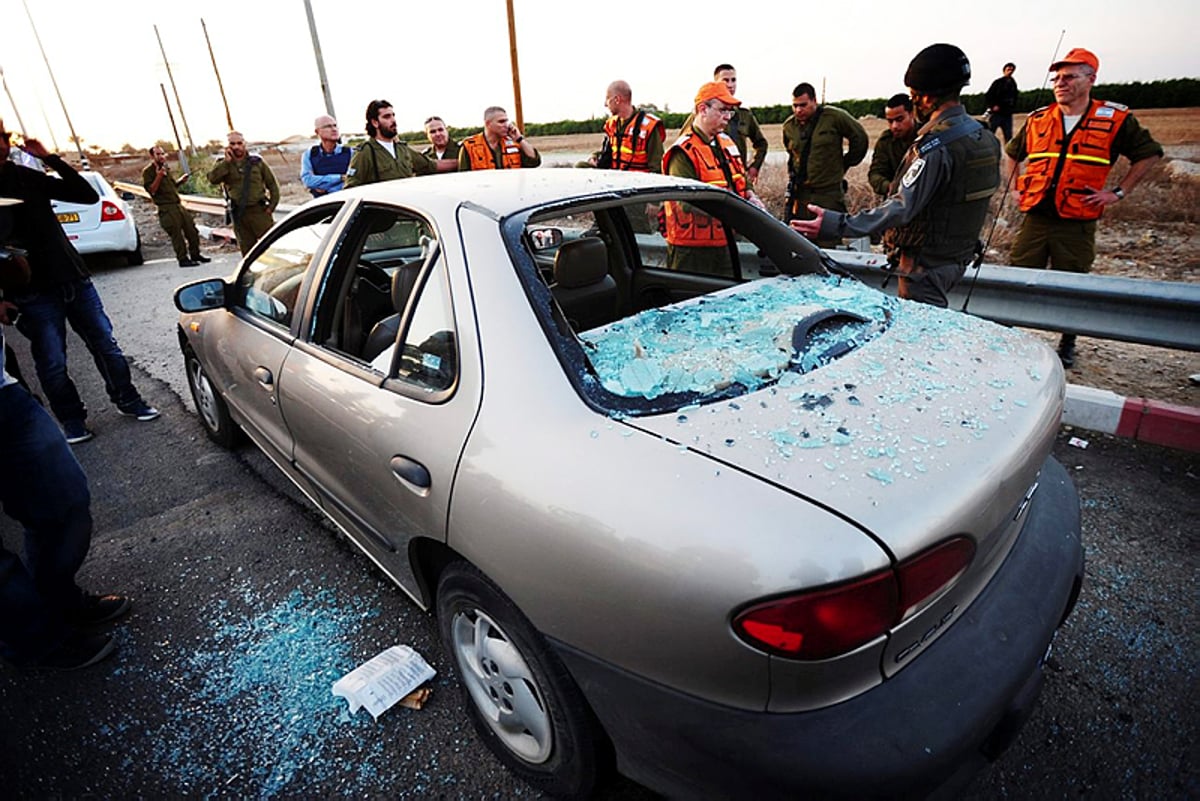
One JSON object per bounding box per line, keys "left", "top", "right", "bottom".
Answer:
{"left": 143, "top": 146, "right": 209, "bottom": 267}
{"left": 458, "top": 106, "right": 541, "bottom": 171}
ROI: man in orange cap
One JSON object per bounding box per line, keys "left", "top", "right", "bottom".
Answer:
{"left": 1006, "top": 47, "right": 1163, "bottom": 367}
{"left": 661, "top": 82, "right": 764, "bottom": 275}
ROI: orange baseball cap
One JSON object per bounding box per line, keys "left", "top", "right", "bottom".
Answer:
{"left": 694, "top": 81, "right": 741, "bottom": 108}
{"left": 1050, "top": 48, "right": 1099, "bottom": 72}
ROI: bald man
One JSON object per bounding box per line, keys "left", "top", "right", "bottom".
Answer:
{"left": 301, "top": 115, "right": 352, "bottom": 197}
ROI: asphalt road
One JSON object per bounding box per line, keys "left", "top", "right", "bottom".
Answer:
{"left": 0, "top": 254, "right": 1196, "bottom": 799}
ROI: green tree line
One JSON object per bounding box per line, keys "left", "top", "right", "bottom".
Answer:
{"left": 397, "top": 78, "right": 1197, "bottom": 140}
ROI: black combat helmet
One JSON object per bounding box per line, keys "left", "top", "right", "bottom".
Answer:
{"left": 905, "top": 44, "right": 971, "bottom": 94}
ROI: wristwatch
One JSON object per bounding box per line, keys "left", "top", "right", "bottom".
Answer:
{"left": 1112, "top": 186, "right": 1126, "bottom": 200}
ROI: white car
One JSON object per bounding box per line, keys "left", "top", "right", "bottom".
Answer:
{"left": 52, "top": 170, "right": 143, "bottom": 265}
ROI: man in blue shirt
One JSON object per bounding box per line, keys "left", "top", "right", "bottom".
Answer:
{"left": 301, "top": 115, "right": 351, "bottom": 197}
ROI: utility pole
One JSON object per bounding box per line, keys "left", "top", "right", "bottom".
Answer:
{"left": 202, "top": 18, "right": 234, "bottom": 132}
{"left": 506, "top": 0, "right": 524, "bottom": 130}
{"left": 154, "top": 24, "right": 196, "bottom": 155}
{"left": 160, "top": 83, "right": 189, "bottom": 174}
{"left": 22, "top": 0, "right": 86, "bottom": 165}
{"left": 0, "top": 65, "right": 29, "bottom": 138}
{"left": 302, "top": 0, "right": 337, "bottom": 119}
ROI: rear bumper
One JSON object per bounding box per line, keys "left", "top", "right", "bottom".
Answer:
{"left": 554, "top": 455, "right": 1083, "bottom": 800}
{"left": 65, "top": 222, "right": 138, "bottom": 255}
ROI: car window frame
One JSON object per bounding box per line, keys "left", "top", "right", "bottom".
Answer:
{"left": 287, "top": 200, "right": 461, "bottom": 405}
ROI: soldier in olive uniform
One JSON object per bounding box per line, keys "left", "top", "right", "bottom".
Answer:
{"left": 421, "top": 116, "right": 461, "bottom": 169}
{"left": 867, "top": 95, "right": 917, "bottom": 198}
{"left": 142, "top": 146, "right": 209, "bottom": 267}
{"left": 792, "top": 44, "right": 1001, "bottom": 308}
{"left": 346, "top": 100, "right": 452, "bottom": 187}
{"left": 782, "top": 82, "right": 869, "bottom": 247}
{"left": 206, "top": 132, "right": 279, "bottom": 255}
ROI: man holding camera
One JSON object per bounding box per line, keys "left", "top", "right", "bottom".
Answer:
{"left": 206, "top": 131, "right": 279, "bottom": 255}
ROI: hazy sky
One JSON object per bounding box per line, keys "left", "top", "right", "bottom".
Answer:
{"left": 1, "top": 0, "right": 1195, "bottom": 152}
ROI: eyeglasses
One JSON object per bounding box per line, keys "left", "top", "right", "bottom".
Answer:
{"left": 1051, "top": 72, "right": 1091, "bottom": 84}
{"left": 318, "top": 124, "right": 338, "bottom": 130}
{"left": 708, "top": 104, "right": 736, "bottom": 117}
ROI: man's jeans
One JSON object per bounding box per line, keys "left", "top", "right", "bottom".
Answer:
{"left": 13, "top": 278, "right": 142, "bottom": 424}
{"left": 0, "top": 382, "right": 92, "bottom": 662}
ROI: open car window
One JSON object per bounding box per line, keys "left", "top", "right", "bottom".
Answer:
{"left": 306, "top": 204, "right": 456, "bottom": 393}
{"left": 237, "top": 206, "right": 340, "bottom": 328}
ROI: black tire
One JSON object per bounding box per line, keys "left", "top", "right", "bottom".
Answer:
{"left": 437, "top": 562, "right": 607, "bottom": 799}
{"left": 127, "top": 230, "right": 144, "bottom": 266}
{"left": 184, "top": 348, "right": 239, "bottom": 448}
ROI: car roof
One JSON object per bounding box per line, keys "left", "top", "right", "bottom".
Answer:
{"left": 322, "top": 169, "right": 714, "bottom": 219}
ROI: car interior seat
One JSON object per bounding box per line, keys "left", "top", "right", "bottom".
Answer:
{"left": 551, "top": 237, "right": 617, "bottom": 331}
{"left": 361, "top": 261, "right": 422, "bottom": 364}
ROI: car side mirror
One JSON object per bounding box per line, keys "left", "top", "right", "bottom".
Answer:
{"left": 175, "top": 279, "right": 227, "bottom": 312}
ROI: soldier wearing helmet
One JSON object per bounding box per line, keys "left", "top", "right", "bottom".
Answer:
{"left": 792, "top": 44, "right": 1001, "bottom": 308}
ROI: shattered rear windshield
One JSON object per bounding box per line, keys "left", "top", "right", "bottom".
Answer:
{"left": 581, "top": 274, "right": 890, "bottom": 402}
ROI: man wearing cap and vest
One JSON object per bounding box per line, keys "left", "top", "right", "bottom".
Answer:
{"left": 680, "top": 65, "right": 769, "bottom": 187}
{"left": 592, "top": 81, "right": 666, "bottom": 173}
{"left": 458, "top": 107, "right": 541, "bottom": 171}
{"left": 301, "top": 115, "right": 352, "bottom": 197}
{"left": 662, "top": 81, "right": 765, "bottom": 276}
{"left": 1006, "top": 47, "right": 1162, "bottom": 367}
{"left": 792, "top": 44, "right": 1001, "bottom": 308}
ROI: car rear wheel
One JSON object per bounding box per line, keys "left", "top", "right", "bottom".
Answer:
{"left": 185, "top": 349, "right": 238, "bottom": 448}
{"left": 437, "top": 561, "right": 606, "bottom": 799}
{"left": 127, "top": 231, "right": 144, "bottom": 266}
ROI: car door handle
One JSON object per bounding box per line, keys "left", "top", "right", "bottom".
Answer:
{"left": 254, "top": 366, "right": 274, "bottom": 391}
{"left": 390, "top": 456, "right": 431, "bottom": 497}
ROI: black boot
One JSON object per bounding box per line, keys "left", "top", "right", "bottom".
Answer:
{"left": 1057, "top": 334, "right": 1076, "bottom": 369}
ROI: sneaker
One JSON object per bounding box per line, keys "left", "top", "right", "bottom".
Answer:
{"left": 192, "top": 254, "right": 212, "bottom": 263}
{"left": 179, "top": 259, "right": 200, "bottom": 267}
{"left": 68, "top": 593, "right": 132, "bottom": 626}
{"left": 37, "top": 631, "right": 115, "bottom": 671}
{"left": 118, "top": 401, "right": 160, "bottom": 421}
{"left": 63, "top": 419, "right": 94, "bottom": 444}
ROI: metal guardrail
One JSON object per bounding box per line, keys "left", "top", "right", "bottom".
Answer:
{"left": 825, "top": 250, "right": 1200, "bottom": 352}
{"left": 113, "top": 181, "right": 296, "bottom": 221}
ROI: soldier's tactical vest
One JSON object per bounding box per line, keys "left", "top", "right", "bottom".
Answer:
{"left": 886, "top": 114, "right": 1000, "bottom": 263}
{"left": 662, "top": 131, "right": 748, "bottom": 248}
{"left": 603, "top": 111, "right": 663, "bottom": 172}
{"left": 1016, "top": 100, "right": 1128, "bottom": 220}
{"left": 461, "top": 133, "right": 523, "bottom": 170}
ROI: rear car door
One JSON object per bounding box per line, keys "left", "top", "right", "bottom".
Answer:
{"left": 277, "top": 204, "right": 481, "bottom": 602}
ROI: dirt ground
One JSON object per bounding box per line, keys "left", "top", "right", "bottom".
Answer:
{"left": 111, "top": 108, "right": 1198, "bottom": 407}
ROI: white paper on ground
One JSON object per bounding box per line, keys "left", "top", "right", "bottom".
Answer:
{"left": 331, "top": 645, "right": 436, "bottom": 720}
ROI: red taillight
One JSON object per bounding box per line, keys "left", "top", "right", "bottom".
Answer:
{"left": 897, "top": 536, "right": 975, "bottom": 620}
{"left": 100, "top": 200, "right": 125, "bottom": 221}
{"left": 733, "top": 536, "right": 975, "bottom": 660}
